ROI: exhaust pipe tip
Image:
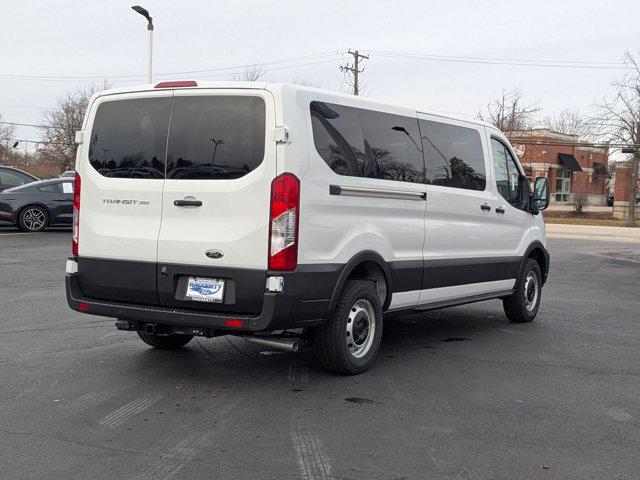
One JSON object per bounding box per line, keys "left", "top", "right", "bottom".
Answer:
{"left": 244, "top": 335, "right": 301, "bottom": 353}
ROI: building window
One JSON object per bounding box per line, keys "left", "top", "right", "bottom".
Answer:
{"left": 555, "top": 170, "right": 572, "bottom": 202}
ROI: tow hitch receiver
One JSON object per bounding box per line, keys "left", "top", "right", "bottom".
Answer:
{"left": 115, "top": 320, "right": 213, "bottom": 337}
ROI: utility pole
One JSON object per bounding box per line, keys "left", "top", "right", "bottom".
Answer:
{"left": 340, "top": 49, "right": 369, "bottom": 96}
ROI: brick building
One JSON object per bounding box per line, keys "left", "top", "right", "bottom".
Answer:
{"left": 508, "top": 129, "right": 610, "bottom": 205}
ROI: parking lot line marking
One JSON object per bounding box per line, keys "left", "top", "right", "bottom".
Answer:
{"left": 0, "top": 232, "right": 42, "bottom": 236}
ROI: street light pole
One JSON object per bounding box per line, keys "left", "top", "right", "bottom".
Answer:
{"left": 131, "top": 6, "right": 154, "bottom": 83}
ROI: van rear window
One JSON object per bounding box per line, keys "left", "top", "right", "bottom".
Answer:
{"left": 89, "top": 98, "right": 172, "bottom": 179}
{"left": 166, "top": 96, "right": 265, "bottom": 180}
{"left": 88, "top": 95, "right": 265, "bottom": 180}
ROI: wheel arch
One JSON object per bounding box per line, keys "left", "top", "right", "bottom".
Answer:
{"left": 522, "top": 241, "right": 550, "bottom": 285}
{"left": 328, "top": 251, "right": 392, "bottom": 315}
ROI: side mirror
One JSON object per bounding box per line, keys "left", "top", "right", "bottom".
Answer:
{"left": 531, "top": 177, "right": 550, "bottom": 213}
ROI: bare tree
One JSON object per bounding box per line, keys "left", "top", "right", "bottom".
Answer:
{"left": 40, "top": 83, "right": 110, "bottom": 173}
{"left": 543, "top": 108, "right": 588, "bottom": 137}
{"left": 591, "top": 50, "right": 640, "bottom": 226}
{"left": 0, "top": 114, "right": 16, "bottom": 145}
{"left": 477, "top": 88, "right": 541, "bottom": 133}
{"left": 0, "top": 114, "right": 17, "bottom": 162}
{"left": 232, "top": 63, "right": 265, "bottom": 82}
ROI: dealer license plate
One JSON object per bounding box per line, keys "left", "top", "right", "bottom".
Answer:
{"left": 185, "top": 277, "right": 225, "bottom": 303}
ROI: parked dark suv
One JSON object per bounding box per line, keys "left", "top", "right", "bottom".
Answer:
{"left": 0, "top": 166, "right": 39, "bottom": 192}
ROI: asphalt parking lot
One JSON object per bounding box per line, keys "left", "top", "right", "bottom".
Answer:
{"left": 1, "top": 224, "right": 638, "bottom": 480}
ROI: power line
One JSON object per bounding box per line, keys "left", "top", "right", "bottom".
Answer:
{"left": 0, "top": 50, "right": 347, "bottom": 82}
{"left": 0, "top": 104, "right": 44, "bottom": 110}
{"left": 0, "top": 121, "right": 51, "bottom": 129}
{"left": 365, "top": 50, "right": 628, "bottom": 70}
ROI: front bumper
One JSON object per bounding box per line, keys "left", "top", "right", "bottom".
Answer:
{"left": 66, "top": 272, "right": 291, "bottom": 332}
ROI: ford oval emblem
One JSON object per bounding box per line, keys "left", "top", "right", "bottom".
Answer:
{"left": 205, "top": 249, "right": 224, "bottom": 259}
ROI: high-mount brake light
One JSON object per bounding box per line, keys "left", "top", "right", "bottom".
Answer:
{"left": 154, "top": 81, "right": 198, "bottom": 88}
{"left": 72, "top": 173, "right": 81, "bottom": 256}
{"left": 268, "top": 173, "right": 300, "bottom": 271}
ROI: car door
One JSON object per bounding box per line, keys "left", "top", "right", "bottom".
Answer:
{"left": 488, "top": 135, "right": 532, "bottom": 258}
{"left": 418, "top": 114, "right": 512, "bottom": 305}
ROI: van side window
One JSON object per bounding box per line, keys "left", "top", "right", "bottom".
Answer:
{"left": 310, "top": 101, "right": 423, "bottom": 183}
{"left": 166, "top": 96, "right": 266, "bottom": 180}
{"left": 359, "top": 110, "right": 424, "bottom": 183}
{"left": 89, "top": 98, "right": 172, "bottom": 179}
{"left": 310, "top": 102, "right": 366, "bottom": 177}
{"left": 491, "top": 138, "right": 522, "bottom": 206}
{"left": 419, "top": 120, "right": 486, "bottom": 191}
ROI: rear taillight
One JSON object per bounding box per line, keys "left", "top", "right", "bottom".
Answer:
{"left": 268, "top": 173, "right": 299, "bottom": 271}
{"left": 72, "top": 173, "right": 81, "bottom": 256}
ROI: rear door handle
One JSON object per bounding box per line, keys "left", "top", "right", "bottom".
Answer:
{"left": 174, "top": 199, "right": 203, "bottom": 207}
{"left": 480, "top": 203, "right": 491, "bottom": 211}
{"left": 495, "top": 206, "right": 506, "bottom": 215}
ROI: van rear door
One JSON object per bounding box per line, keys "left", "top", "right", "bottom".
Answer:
{"left": 156, "top": 89, "right": 276, "bottom": 313}
{"left": 77, "top": 91, "right": 172, "bottom": 303}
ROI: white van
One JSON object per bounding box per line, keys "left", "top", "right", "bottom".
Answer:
{"left": 66, "top": 81, "right": 550, "bottom": 374}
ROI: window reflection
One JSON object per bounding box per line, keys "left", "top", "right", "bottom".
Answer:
{"left": 166, "top": 96, "right": 265, "bottom": 180}
{"left": 89, "top": 98, "right": 172, "bottom": 179}
{"left": 419, "top": 120, "right": 486, "bottom": 191}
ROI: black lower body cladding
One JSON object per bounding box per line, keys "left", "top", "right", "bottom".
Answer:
{"left": 76, "top": 257, "right": 266, "bottom": 315}
{"left": 68, "top": 250, "right": 547, "bottom": 332}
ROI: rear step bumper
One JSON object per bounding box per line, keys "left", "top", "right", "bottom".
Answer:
{"left": 66, "top": 272, "right": 288, "bottom": 332}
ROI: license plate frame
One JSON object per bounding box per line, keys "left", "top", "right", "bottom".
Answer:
{"left": 185, "top": 277, "right": 225, "bottom": 303}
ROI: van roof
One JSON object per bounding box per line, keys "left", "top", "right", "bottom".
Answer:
{"left": 93, "top": 81, "right": 496, "bottom": 130}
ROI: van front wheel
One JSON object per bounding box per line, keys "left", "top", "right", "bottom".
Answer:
{"left": 137, "top": 330, "right": 194, "bottom": 349}
{"left": 503, "top": 258, "right": 542, "bottom": 323}
{"left": 313, "top": 280, "right": 383, "bottom": 375}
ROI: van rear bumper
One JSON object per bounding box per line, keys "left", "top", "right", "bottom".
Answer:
{"left": 66, "top": 271, "right": 311, "bottom": 332}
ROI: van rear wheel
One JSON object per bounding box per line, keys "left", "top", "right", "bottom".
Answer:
{"left": 313, "top": 280, "right": 383, "bottom": 375}
{"left": 503, "top": 258, "right": 542, "bottom": 323}
{"left": 136, "top": 330, "right": 194, "bottom": 349}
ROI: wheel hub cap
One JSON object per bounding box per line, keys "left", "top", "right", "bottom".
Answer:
{"left": 23, "top": 209, "right": 45, "bottom": 230}
{"left": 524, "top": 273, "right": 539, "bottom": 312}
{"left": 346, "top": 299, "right": 376, "bottom": 358}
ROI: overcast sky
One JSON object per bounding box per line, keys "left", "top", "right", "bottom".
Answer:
{"left": 1, "top": 0, "right": 639, "bottom": 150}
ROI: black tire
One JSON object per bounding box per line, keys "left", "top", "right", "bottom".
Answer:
{"left": 18, "top": 205, "right": 49, "bottom": 232}
{"left": 503, "top": 258, "right": 542, "bottom": 323}
{"left": 313, "top": 280, "right": 383, "bottom": 375}
{"left": 136, "top": 330, "right": 193, "bottom": 349}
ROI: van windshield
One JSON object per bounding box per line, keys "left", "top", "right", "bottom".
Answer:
{"left": 88, "top": 95, "right": 266, "bottom": 180}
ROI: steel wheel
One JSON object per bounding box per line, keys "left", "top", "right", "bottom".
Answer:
{"left": 20, "top": 207, "right": 48, "bottom": 231}
{"left": 346, "top": 299, "right": 376, "bottom": 359}
{"left": 523, "top": 272, "right": 539, "bottom": 312}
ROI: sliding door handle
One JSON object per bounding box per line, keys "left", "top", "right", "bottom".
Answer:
{"left": 495, "top": 206, "right": 506, "bottom": 215}
{"left": 480, "top": 203, "right": 491, "bottom": 212}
